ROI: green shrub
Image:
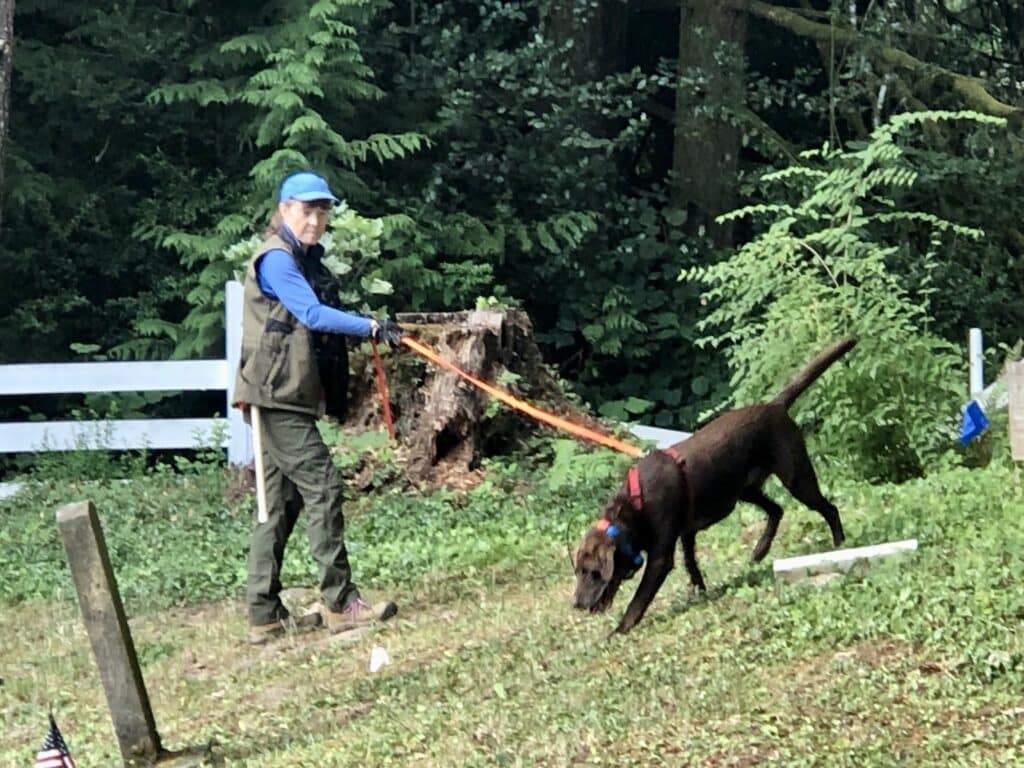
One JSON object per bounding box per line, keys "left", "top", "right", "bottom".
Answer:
{"left": 685, "top": 111, "right": 1007, "bottom": 482}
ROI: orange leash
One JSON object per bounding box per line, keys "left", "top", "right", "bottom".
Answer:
{"left": 371, "top": 339, "right": 396, "bottom": 439}
{"left": 399, "top": 336, "right": 642, "bottom": 457}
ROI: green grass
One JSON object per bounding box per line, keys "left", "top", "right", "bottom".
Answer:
{"left": 2, "top": 457, "right": 1023, "bottom": 766}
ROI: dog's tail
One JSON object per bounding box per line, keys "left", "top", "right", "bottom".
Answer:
{"left": 771, "top": 336, "right": 857, "bottom": 410}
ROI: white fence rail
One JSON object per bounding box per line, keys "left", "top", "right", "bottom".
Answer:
{"left": 0, "top": 282, "right": 251, "bottom": 465}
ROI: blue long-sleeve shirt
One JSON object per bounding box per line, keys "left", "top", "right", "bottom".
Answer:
{"left": 256, "top": 232, "right": 373, "bottom": 338}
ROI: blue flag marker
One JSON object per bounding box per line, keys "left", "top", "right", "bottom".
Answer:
{"left": 959, "top": 400, "right": 989, "bottom": 445}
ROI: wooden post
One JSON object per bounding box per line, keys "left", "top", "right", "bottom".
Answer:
{"left": 56, "top": 501, "right": 162, "bottom": 765}
{"left": 1009, "top": 361, "right": 1024, "bottom": 461}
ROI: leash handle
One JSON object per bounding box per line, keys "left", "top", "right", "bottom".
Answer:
{"left": 371, "top": 339, "right": 396, "bottom": 440}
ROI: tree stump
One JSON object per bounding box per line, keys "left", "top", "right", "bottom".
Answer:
{"left": 343, "top": 309, "right": 610, "bottom": 488}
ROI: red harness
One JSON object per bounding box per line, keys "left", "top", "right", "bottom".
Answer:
{"left": 626, "top": 446, "right": 686, "bottom": 511}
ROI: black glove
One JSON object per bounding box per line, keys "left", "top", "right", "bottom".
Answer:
{"left": 372, "top": 317, "right": 405, "bottom": 349}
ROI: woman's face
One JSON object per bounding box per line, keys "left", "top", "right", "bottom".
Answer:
{"left": 279, "top": 199, "right": 332, "bottom": 246}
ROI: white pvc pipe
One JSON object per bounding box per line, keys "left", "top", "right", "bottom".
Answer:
{"left": 969, "top": 327, "right": 983, "bottom": 399}
{"left": 773, "top": 539, "right": 918, "bottom": 582}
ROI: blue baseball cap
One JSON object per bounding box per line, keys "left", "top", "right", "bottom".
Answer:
{"left": 278, "top": 171, "right": 340, "bottom": 204}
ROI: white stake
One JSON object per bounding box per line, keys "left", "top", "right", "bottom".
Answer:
{"left": 250, "top": 405, "right": 269, "bottom": 524}
{"left": 969, "top": 327, "right": 983, "bottom": 399}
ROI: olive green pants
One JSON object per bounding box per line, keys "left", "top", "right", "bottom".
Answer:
{"left": 246, "top": 407, "right": 360, "bottom": 626}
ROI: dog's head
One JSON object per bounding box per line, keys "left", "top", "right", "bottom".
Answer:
{"left": 572, "top": 492, "right": 642, "bottom": 613}
{"left": 572, "top": 526, "right": 621, "bottom": 613}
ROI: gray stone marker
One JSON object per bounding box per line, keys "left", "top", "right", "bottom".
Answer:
{"left": 57, "top": 501, "right": 209, "bottom": 767}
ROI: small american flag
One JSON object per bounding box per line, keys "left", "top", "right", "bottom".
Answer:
{"left": 35, "top": 714, "right": 78, "bottom": 768}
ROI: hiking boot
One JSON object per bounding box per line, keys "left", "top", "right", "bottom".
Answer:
{"left": 323, "top": 598, "right": 398, "bottom": 634}
{"left": 248, "top": 612, "right": 323, "bottom": 645}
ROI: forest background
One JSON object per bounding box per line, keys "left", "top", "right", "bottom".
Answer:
{"left": 2, "top": 5, "right": 1024, "bottom": 763}
{"left": 1, "top": 0, "right": 1022, "bottom": 483}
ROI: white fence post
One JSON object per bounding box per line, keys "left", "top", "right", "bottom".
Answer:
{"left": 225, "top": 280, "right": 252, "bottom": 466}
{"left": 969, "top": 327, "right": 983, "bottom": 399}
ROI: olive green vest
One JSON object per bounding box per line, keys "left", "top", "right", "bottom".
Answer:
{"left": 232, "top": 234, "right": 322, "bottom": 415}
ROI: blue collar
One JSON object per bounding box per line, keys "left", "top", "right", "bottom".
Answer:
{"left": 597, "top": 517, "right": 644, "bottom": 574}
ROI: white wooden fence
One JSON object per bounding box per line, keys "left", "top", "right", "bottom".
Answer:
{"left": 0, "top": 279, "right": 693, "bottom": 469}
{"left": 0, "top": 281, "right": 252, "bottom": 465}
{"left": 2, "top": 286, "right": 1006, "bottom": 470}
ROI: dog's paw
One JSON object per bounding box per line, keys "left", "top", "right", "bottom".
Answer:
{"left": 612, "top": 618, "right": 635, "bottom": 636}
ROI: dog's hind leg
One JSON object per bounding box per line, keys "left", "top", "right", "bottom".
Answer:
{"left": 680, "top": 532, "right": 707, "bottom": 594}
{"left": 741, "top": 488, "right": 783, "bottom": 562}
{"left": 614, "top": 555, "right": 674, "bottom": 634}
{"left": 773, "top": 428, "right": 845, "bottom": 548}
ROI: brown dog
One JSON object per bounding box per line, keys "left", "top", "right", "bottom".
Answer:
{"left": 572, "top": 337, "right": 856, "bottom": 634}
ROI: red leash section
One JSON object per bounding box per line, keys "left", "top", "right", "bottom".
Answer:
{"left": 396, "top": 335, "right": 642, "bottom": 457}
{"left": 371, "top": 339, "right": 396, "bottom": 439}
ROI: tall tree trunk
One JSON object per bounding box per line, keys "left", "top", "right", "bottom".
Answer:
{"left": 673, "top": 0, "right": 747, "bottom": 248}
{"left": 0, "top": 0, "right": 11, "bottom": 232}
{"left": 546, "top": 0, "right": 629, "bottom": 82}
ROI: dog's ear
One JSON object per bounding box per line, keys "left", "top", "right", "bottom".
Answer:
{"left": 573, "top": 532, "right": 594, "bottom": 572}
{"left": 595, "top": 535, "right": 615, "bottom": 581}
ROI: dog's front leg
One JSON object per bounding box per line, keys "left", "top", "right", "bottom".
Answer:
{"left": 613, "top": 556, "right": 673, "bottom": 635}
{"left": 681, "top": 531, "right": 706, "bottom": 594}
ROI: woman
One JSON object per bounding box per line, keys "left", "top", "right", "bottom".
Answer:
{"left": 233, "top": 170, "right": 403, "bottom": 645}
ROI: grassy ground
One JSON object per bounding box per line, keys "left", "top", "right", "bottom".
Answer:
{"left": 2, "top": 459, "right": 1023, "bottom": 766}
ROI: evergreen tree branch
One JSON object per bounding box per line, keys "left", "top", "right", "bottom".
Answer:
{"left": 734, "top": 0, "right": 1023, "bottom": 125}
{"left": 642, "top": 0, "right": 1024, "bottom": 126}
